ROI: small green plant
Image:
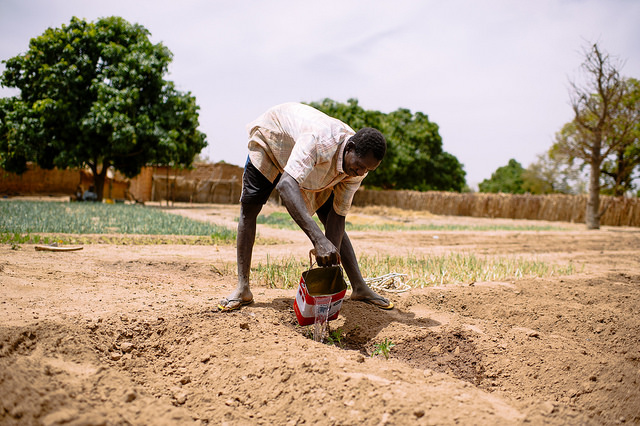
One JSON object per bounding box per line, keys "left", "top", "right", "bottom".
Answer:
{"left": 372, "top": 338, "right": 395, "bottom": 360}
{"left": 297, "top": 325, "right": 313, "bottom": 340}
{"left": 326, "top": 328, "right": 345, "bottom": 347}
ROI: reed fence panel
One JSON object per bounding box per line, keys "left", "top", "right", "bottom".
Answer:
{"left": 353, "top": 189, "right": 639, "bottom": 227}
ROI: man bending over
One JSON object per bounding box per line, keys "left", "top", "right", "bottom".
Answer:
{"left": 219, "top": 102, "right": 393, "bottom": 311}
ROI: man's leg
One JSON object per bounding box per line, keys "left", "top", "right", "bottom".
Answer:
{"left": 315, "top": 199, "right": 392, "bottom": 309}
{"left": 219, "top": 202, "right": 262, "bottom": 310}
{"left": 337, "top": 232, "right": 391, "bottom": 307}
{"left": 219, "top": 156, "right": 279, "bottom": 311}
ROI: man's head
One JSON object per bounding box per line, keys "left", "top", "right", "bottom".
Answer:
{"left": 343, "top": 127, "right": 386, "bottom": 177}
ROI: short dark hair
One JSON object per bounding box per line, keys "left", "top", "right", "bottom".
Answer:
{"left": 351, "top": 127, "right": 386, "bottom": 160}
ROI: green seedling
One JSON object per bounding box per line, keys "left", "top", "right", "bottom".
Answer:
{"left": 299, "top": 326, "right": 313, "bottom": 340}
{"left": 326, "top": 328, "right": 344, "bottom": 347}
{"left": 372, "top": 338, "right": 395, "bottom": 360}
{"left": 299, "top": 326, "right": 344, "bottom": 346}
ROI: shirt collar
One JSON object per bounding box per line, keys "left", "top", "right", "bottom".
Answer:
{"left": 336, "top": 134, "right": 351, "bottom": 175}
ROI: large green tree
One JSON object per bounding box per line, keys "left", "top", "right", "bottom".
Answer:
{"left": 478, "top": 158, "right": 525, "bottom": 194}
{"left": 0, "top": 16, "right": 206, "bottom": 200}
{"left": 307, "top": 98, "right": 466, "bottom": 192}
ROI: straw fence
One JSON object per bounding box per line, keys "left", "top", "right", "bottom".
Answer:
{"left": 353, "top": 189, "right": 640, "bottom": 227}
{"left": 149, "top": 163, "right": 243, "bottom": 204}
{"left": 151, "top": 175, "right": 241, "bottom": 204}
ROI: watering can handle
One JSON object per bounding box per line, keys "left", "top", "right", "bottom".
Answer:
{"left": 309, "top": 249, "right": 341, "bottom": 268}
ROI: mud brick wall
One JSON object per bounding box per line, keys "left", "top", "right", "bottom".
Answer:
{"left": 0, "top": 164, "right": 129, "bottom": 200}
{"left": 0, "top": 164, "right": 82, "bottom": 196}
{"left": 0, "top": 162, "right": 244, "bottom": 204}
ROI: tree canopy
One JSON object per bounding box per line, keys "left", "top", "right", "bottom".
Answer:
{"left": 0, "top": 16, "right": 206, "bottom": 200}
{"left": 598, "top": 78, "right": 640, "bottom": 196}
{"left": 522, "top": 151, "right": 586, "bottom": 195}
{"left": 307, "top": 98, "right": 466, "bottom": 192}
{"left": 478, "top": 159, "right": 525, "bottom": 194}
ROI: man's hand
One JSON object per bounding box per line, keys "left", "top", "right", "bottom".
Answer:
{"left": 311, "top": 243, "right": 341, "bottom": 267}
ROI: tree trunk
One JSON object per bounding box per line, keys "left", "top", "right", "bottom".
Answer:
{"left": 586, "top": 158, "right": 601, "bottom": 229}
{"left": 94, "top": 173, "right": 105, "bottom": 202}
{"left": 89, "top": 160, "right": 110, "bottom": 202}
{"left": 613, "top": 151, "right": 629, "bottom": 197}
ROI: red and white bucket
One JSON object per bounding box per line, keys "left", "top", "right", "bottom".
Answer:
{"left": 293, "top": 264, "right": 347, "bottom": 326}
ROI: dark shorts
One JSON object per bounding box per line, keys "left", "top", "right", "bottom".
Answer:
{"left": 240, "top": 157, "right": 281, "bottom": 205}
{"left": 240, "top": 157, "right": 335, "bottom": 214}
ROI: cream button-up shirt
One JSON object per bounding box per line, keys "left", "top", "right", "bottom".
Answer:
{"left": 246, "top": 102, "right": 366, "bottom": 216}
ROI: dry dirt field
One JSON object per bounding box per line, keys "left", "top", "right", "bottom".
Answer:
{"left": 1, "top": 202, "right": 640, "bottom": 425}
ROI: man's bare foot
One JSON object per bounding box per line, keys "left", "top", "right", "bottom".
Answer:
{"left": 350, "top": 287, "right": 393, "bottom": 310}
{"left": 218, "top": 288, "right": 254, "bottom": 312}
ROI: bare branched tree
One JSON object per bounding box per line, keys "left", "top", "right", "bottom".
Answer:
{"left": 562, "top": 43, "right": 628, "bottom": 229}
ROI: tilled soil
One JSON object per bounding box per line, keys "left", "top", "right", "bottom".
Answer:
{"left": 1, "top": 203, "right": 639, "bottom": 425}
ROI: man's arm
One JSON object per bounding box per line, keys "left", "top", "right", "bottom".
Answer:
{"left": 323, "top": 202, "right": 346, "bottom": 253}
{"left": 276, "top": 172, "right": 343, "bottom": 266}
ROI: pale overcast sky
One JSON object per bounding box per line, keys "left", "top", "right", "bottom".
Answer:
{"left": 1, "top": 0, "right": 639, "bottom": 188}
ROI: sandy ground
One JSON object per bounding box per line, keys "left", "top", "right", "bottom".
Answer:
{"left": 1, "top": 202, "right": 640, "bottom": 425}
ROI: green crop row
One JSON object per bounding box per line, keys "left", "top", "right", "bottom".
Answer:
{"left": 0, "top": 200, "right": 236, "bottom": 242}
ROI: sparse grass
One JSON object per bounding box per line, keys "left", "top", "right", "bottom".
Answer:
{"left": 256, "top": 211, "right": 569, "bottom": 232}
{"left": 0, "top": 200, "right": 236, "bottom": 245}
{"left": 252, "top": 255, "right": 306, "bottom": 289}
{"left": 257, "top": 212, "right": 323, "bottom": 229}
{"left": 249, "top": 252, "right": 580, "bottom": 289}
{"left": 356, "top": 253, "right": 580, "bottom": 287}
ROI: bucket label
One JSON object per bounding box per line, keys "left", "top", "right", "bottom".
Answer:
{"left": 294, "top": 276, "right": 346, "bottom": 326}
